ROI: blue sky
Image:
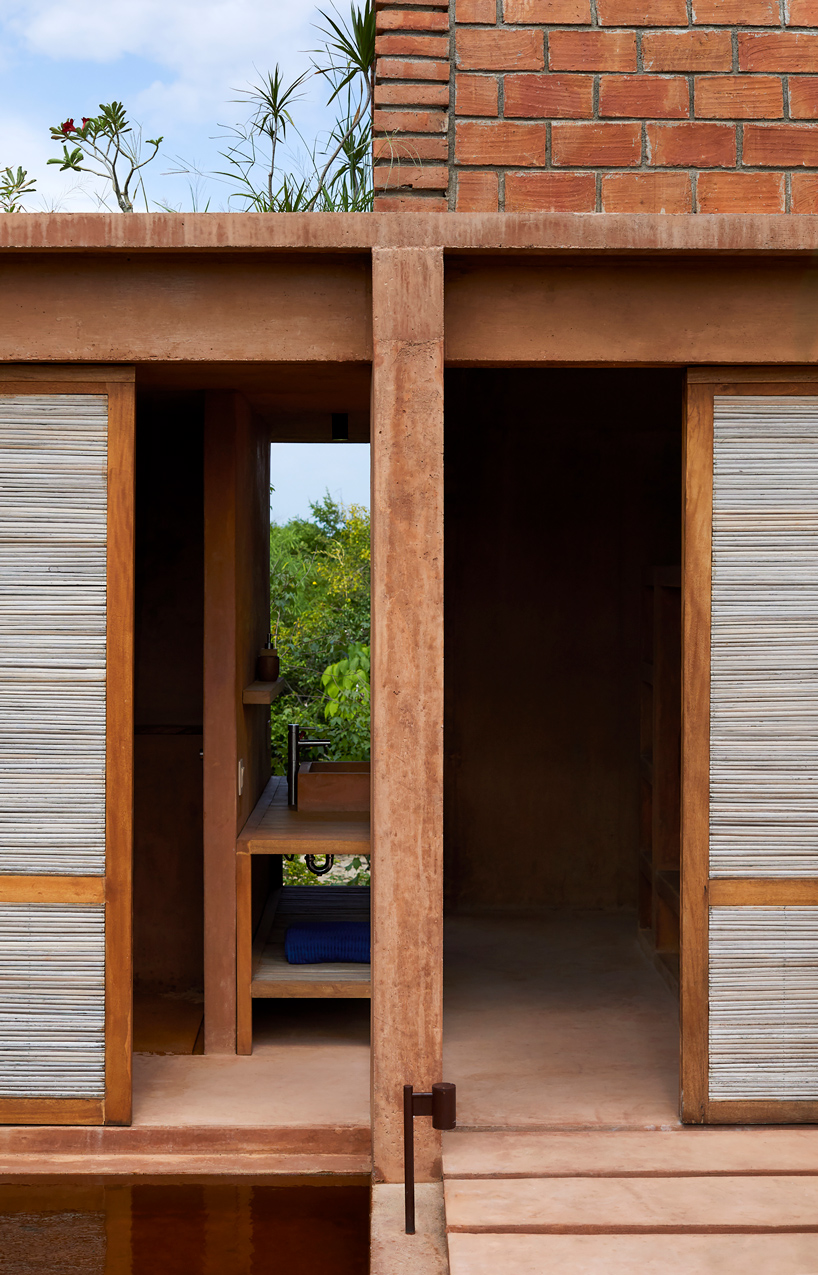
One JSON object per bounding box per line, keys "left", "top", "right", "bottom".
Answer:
{"left": 0, "top": 0, "right": 341, "bottom": 210}
{"left": 271, "top": 443, "right": 370, "bottom": 524}
{"left": 0, "top": 1, "right": 372, "bottom": 517}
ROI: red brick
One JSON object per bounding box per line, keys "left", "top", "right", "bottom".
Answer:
{"left": 697, "top": 171, "right": 785, "bottom": 211}
{"left": 506, "top": 171, "right": 596, "bottom": 210}
{"left": 374, "top": 109, "right": 448, "bottom": 132}
{"left": 456, "top": 74, "right": 499, "bottom": 114}
{"left": 744, "top": 123, "right": 818, "bottom": 164}
{"left": 552, "top": 121, "right": 642, "bottom": 165}
{"left": 374, "top": 163, "right": 449, "bottom": 188}
{"left": 739, "top": 33, "right": 818, "bottom": 71}
{"left": 377, "top": 57, "right": 451, "bottom": 80}
{"left": 456, "top": 171, "right": 499, "bottom": 209}
{"left": 602, "top": 171, "right": 692, "bottom": 210}
{"left": 549, "top": 30, "right": 637, "bottom": 71}
{"left": 374, "top": 136, "right": 449, "bottom": 159}
{"left": 455, "top": 120, "right": 547, "bottom": 164}
{"left": 791, "top": 173, "right": 818, "bottom": 211}
{"left": 647, "top": 121, "right": 736, "bottom": 164}
{"left": 693, "top": 0, "right": 778, "bottom": 22}
{"left": 597, "top": 0, "right": 687, "bottom": 24}
{"left": 373, "top": 195, "right": 449, "bottom": 211}
{"left": 642, "top": 30, "right": 733, "bottom": 71}
{"left": 695, "top": 75, "right": 784, "bottom": 116}
{"left": 504, "top": 73, "right": 593, "bottom": 117}
{"left": 788, "top": 0, "right": 818, "bottom": 23}
{"left": 789, "top": 77, "right": 818, "bottom": 116}
{"left": 504, "top": 0, "right": 591, "bottom": 20}
{"left": 376, "top": 33, "right": 449, "bottom": 56}
{"left": 375, "top": 83, "right": 450, "bottom": 105}
{"left": 599, "top": 74, "right": 689, "bottom": 117}
{"left": 457, "top": 29, "right": 544, "bottom": 70}
{"left": 456, "top": 0, "right": 496, "bottom": 18}
{"left": 377, "top": 9, "right": 449, "bottom": 29}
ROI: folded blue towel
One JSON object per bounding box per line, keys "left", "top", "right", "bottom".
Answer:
{"left": 285, "top": 921, "right": 371, "bottom": 964}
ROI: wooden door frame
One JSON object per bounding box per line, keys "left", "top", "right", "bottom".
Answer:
{"left": 681, "top": 366, "right": 818, "bottom": 1125}
{"left": 0, "top": 366, "right": 134, "bottom": 1125}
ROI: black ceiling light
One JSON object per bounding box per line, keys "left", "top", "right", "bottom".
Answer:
{"left": 331, "top": 412, "right": 349, "bottom": 442}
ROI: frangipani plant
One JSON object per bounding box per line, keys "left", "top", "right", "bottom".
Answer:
{"left": 48, "top": 103, "right": 162, "bottom": 212}
{"left": 0, "top": 167, "right": 36, "bottom": 212}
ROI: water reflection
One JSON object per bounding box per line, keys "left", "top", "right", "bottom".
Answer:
{"left": 0, "top": 1183, "right": 369, "bottom": 1274}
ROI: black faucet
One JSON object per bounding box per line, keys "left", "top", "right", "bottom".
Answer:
{"left": 287, "top": 723, "right": 330, "bottom": 808}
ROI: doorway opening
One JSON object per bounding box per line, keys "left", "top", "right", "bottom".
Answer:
{"left": 130, "top": 375, "right": 372, "bottom": 1145}
{"left": 443, "top": 369, "right": 683, "bottom": 1129}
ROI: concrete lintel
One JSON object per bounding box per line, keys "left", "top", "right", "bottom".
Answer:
{"left": 3, "top": 212, "right": 818, "bottom": 256}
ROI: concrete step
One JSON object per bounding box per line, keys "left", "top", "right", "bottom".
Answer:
{"left": 0, "top": 1152, "right": 369, "bottom": 1180}
{"left": 444, "top": 1175, "right": 818, "bottom": 1233}
{"left": 443, "top": 1128, "right": 818, "bottom": 1178}
{"left": 448, "top": 1233, "right": 818, "bottom": 1274}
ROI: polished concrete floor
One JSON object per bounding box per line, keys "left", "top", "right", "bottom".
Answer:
{"left": 142, "top": 909, "right": 679, "bottom": 1138}
{"left": 443, "top": 911, "right": 680, "bottom": 1130}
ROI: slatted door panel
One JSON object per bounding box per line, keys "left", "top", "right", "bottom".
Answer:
{"left": 683, "top": 370, "right": 818, "bottom": 1124}
{"left": 0, "top": 369, "right": 134, "bottom": 1125}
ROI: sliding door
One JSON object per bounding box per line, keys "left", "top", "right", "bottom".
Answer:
{"left": 0, "top": 368, "right": 134, "bottom": 1124}
{"left": 683, "top": 370, "right": 818, "bottom": 1123}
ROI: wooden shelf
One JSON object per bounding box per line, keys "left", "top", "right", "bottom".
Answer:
{"left": 252, "top": 948, "right": 370, "bottom": 998}
{"left": 237, "top": 776, "right": 371, "bottom": 857}
{"left": 243, "top": 679, "right": 286, "bottom": 705}
{"left": 250, "top": 885, "right": 370, "bottom": 1000}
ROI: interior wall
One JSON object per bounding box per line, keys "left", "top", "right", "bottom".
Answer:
{"left": 444, "top": 369, "right": 682, "bottom": 912}
{"left": 134, "top": 393, "right": 204, "bottom": 992}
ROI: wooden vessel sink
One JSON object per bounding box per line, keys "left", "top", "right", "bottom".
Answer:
{"left": 297, "top": 760, "right": 370, "bottom": 812}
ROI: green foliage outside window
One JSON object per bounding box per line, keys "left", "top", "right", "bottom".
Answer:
{"left": 270, "top": 493, "right": 370, "bottom": 887}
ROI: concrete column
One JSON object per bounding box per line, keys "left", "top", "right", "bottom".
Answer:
{"left": 370, "top": 247, "right": 446, "bottom": 1182}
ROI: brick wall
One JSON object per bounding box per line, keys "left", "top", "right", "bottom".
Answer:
{"left": 373, "top": 0, "right": 818, "bottom": 211}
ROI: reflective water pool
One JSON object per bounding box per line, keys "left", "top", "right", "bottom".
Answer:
{"left": 0, "top": 1182, "right": 370, "bottom": 1274}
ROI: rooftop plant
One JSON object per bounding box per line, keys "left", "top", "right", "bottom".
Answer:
{"left": 48, "top": 102, "right": 163, "bottom": 212}
{"left": 217, "top": 1, "right": 375, "bottom": 212}
{"left": 0, "top": 167, "right": 36, "bottom": 212}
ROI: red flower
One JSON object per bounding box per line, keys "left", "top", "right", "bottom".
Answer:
{"left": 81, "top": 117, "right": 91, "bottom": 127}
{"left": 60, "top": 118, "right": 75, "bottom": 135}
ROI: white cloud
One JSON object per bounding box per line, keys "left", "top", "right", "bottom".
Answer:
{"left": 6, "top": 0, "right": 318, "bottom": 62}
{"left": 0, "top": 0, "right": 345, "bottom": 208}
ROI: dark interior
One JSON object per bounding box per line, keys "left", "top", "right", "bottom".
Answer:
{"left": 133, "top": 392, "right": 205, "bottom": 999}
{"left": 443, "top": 368, "right": 683, "bottom": 917}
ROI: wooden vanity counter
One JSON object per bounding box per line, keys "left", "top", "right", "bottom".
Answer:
{"left": 237, "top": 775, "right": 371, "bottom": 857}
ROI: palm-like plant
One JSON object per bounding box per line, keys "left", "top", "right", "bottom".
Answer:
{"left": 237, "top": 67, "right": 309, "bottom": 206}
{"left": 217, "top": 0, "right": 375, "bottom": 213}
{"left": 308, "top": 2, "right": 376, "bottom": 210}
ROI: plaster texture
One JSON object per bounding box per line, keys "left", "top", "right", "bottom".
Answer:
{"left": 443, "top": 913, "right": 679, "bottom": 1130}
{"left": 444, "top": 1174, "right": 818, "bottom": 1231}
{"left": 444, "top": 1127, "right": 818, "bottom": 1177}
{"left": 447, "top": 1233, "right": 818, "bottom": 1273}
{"left": 133, "top": 1001, "right": 369, "bottom": 1129}
{"left": 371, "top": 1184, "right": 450, "bottom": 1275}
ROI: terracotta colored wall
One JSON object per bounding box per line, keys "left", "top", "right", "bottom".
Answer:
{"left": 444, "top": 369, "right": 681, "bottom": 911}
{"left": 374, "top": 0, "right": 818, "bottom": 212}
{"left": 133, "top": 394, "right": 204, "bottom": 992}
